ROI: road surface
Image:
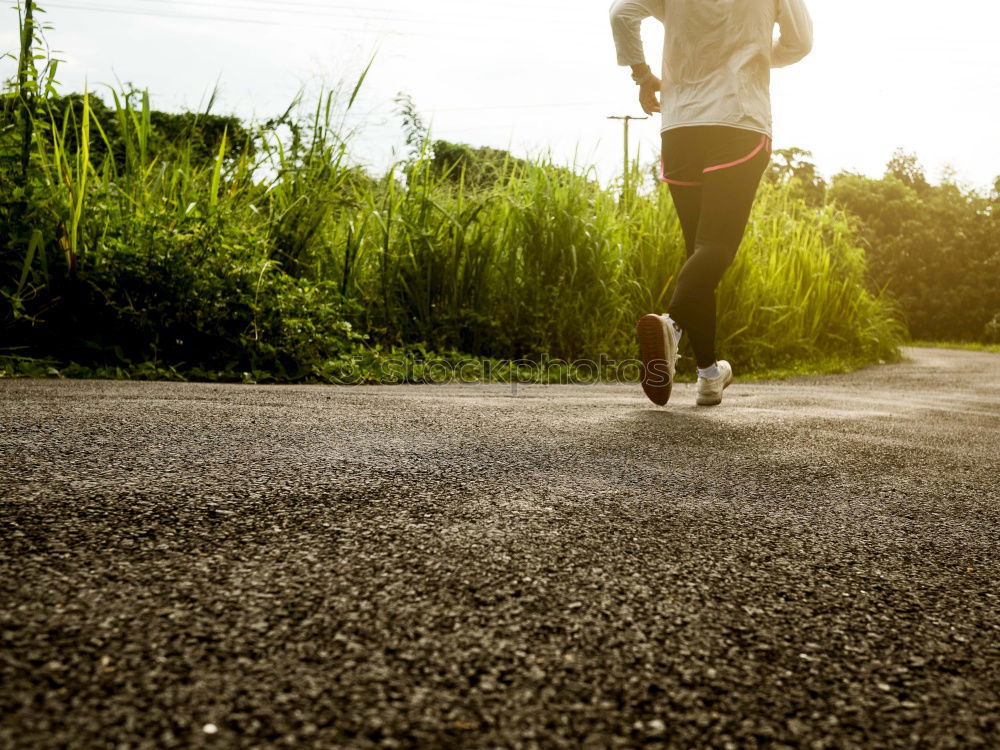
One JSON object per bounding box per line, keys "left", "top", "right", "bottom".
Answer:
{"left": 1, "top": 347, "right": 998, "bottom": 748}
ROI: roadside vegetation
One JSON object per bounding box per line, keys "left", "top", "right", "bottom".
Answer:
{"left": 4, "top": 4, "right": 994, "bottom": 384}
{"left": 775, "top": 149, "right": 1000, "bottom": 345}
{"left": 908, "top": 341, "right": 1000, "bottom": 355}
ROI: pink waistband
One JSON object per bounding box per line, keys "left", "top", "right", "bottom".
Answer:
{"left": 657, "top": 169, "right": 702, "bottom": 187}
{"left": 703, "top": 134, "right": 770, "bottom": 173}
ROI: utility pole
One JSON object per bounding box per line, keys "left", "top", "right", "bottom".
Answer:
{"left": 608, "top": 114, "right": 648, "bottom": 204}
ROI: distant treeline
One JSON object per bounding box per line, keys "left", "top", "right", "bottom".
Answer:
{"left": 764, "top": 147, "right": 1000, "bottom": 343}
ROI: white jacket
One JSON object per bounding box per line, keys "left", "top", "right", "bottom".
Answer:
{"left": 609, "top": 0, "right": 813, "bottom": 137}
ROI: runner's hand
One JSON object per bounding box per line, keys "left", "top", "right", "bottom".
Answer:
{"left": 638, "top": 76, "right": 662, "bottom": 115}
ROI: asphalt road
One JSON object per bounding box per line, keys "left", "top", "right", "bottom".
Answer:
{"left": 1, "top": 347, "right": 998, "bottom": 749}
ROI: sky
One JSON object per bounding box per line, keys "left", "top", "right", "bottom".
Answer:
{"left": 2, "top": 0, "right": 1000, "bottom": 191}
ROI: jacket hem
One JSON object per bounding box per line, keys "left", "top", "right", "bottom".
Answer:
{"left": 660, "top": 120, "right": 772, "bottom": 139}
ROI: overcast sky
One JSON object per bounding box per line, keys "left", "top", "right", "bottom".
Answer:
{"left": 3, "top": 0, "right": 999, "bottom": 190}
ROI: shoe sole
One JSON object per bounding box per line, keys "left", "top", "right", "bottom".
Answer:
{"left": 636, "top": 314, "right": 674, "bottom": 406}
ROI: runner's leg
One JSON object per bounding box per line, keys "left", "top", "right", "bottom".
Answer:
{"left": 668, "top": 183, "right": 702, "bottom": 259}
{"left": 667, "top": 131, "right": 769, "bottom": 368}
{"left": 660, "top": 128, "right": 703, "bottom": 259}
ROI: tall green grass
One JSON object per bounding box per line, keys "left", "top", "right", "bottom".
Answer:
{"left": 329, "top": 149, "right": 903, "bottom": 370}
{"left": 3, "top": 71, "right": 903, "bottom": 379}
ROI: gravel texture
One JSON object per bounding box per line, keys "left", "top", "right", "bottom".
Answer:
{"left": 1, "top": 347, "right": 998, "bottom": 749}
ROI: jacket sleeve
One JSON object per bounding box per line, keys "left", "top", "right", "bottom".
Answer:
{"left": 772, "top": 0, "right": 813, "bottom": 68}
{"left": 609, "top": 0, "right": 664, "bottom": 67}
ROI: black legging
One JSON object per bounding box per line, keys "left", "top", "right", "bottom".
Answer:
{"left": 660, "top": 126, "right": 771, "bottom": 368}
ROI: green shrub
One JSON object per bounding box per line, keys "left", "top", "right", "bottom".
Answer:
{"left": 828, "top": 156, "right": 1000, "bottom": 342}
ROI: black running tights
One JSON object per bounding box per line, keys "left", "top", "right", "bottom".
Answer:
{"left": 660, "top": 125, "right": 771, "bottom": 368}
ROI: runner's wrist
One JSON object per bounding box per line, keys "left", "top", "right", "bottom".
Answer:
{"left": 630, "top": 63, "right": 654, "bottom": 85}
{"left": 631, "top": 65, "right": 658, "bottom": 87}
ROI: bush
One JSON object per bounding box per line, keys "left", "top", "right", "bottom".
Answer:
{"left": 828, "top": 154, "right": 1000, "bottom": 342}
{"left": 58, "top": 216, "right": 362, "bottom": 376}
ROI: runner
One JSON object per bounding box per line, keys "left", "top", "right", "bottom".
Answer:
{"left": 610, "top": 0, "right": 813, "bottom": 406}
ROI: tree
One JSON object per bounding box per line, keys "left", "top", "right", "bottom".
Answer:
{"left": 829, "top": 169, "right": 999, "bottom": 341}
{"left": 763, "top": 147, "right": 826, "bottom": 205}
{"left": 394, "top": 92, "right": 428, "bottom": 162}
{"left": 430, "top": 140, "right": 529, "bottom": 191}
{"left": 885, "top": 149, "right": 930, "bottom": 193}
{"left": 41, "top": 91, "right": 253, "bottom": 168}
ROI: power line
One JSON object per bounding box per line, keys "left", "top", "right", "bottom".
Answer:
{"left": 55, "top": 0, "right": 450, "bottom": 25}
{"left": 48, "top": 0, "right": 568, "bottom": 30}
{"left": 329, "top": 101, "right": 605, "bottom": 124}
{"left": 115, "top": 0, "right": 574, "bottom": 11}
{"left": 33, "top": 1, "right": 608, "bottom": 124}
{"left": 432, "top": 101, "right": 603, "bottom": 113}
{"left": 42, "top": 2, "right": 526, "bottom": 39}
{"left": 69, "top": 0, "right": 570, "bottom": 24}
{"left": 40, "top": 1, "right": 397, "bottom": 34}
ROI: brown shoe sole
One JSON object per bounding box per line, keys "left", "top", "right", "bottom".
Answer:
{"left": 636, "top": 314, "right": 673, "bottom": 406}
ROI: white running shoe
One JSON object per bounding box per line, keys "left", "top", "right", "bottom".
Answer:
{"left": 696, "top": 359, "right": 734, "bottom": 406}
{"left": 636, "top": 314, "right": 679, "bottom": 406}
